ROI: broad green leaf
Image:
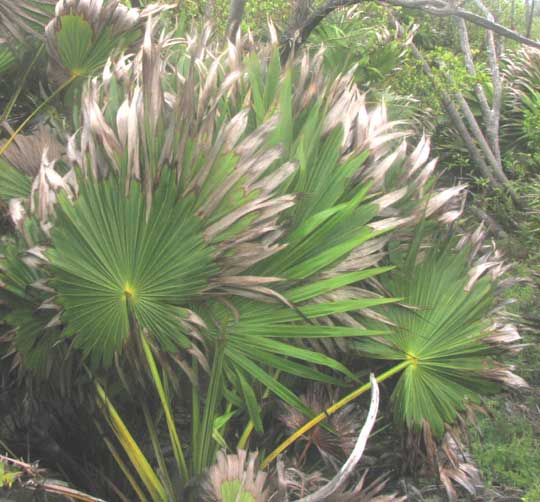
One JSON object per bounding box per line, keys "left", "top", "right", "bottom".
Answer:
{"left": 48, "top": 171, "right": 217, "bottom": 366}
{"left": 356, "top": 240, "right": 504, "bottom": 436}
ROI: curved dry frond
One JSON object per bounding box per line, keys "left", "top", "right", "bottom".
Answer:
{"left": 438, "top": 432, "right": 482, "bottom": 502}
{"left": 276, "top": 463, "right": 404, "bottom": 502}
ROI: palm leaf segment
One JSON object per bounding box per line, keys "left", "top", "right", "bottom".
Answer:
{"left": 45, "top": 0, "right": 142, "bottom": 85}
{"left": 0, "top": 41, "right": 15, "bottom": 74}
{"left": 0, "top": 0, "right": 54, "bottom": 76}
{"left": 0, "top": 0, "right": 54, "bottom": 44}
{"left": 1, "top": 26, "right": 462, "bottom": 414}
{"left": 356, "top": 228, "right": 527, "bottom": 436}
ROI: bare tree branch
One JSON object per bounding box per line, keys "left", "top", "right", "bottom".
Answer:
{"left": 527, "top": 0, "right": 536, "bottom": 37}
{"left": 452, "top": 88, "right": 511, "bottom": 187}
{"left": 475, "top": 0, "right": 503, "bottom": 165}
{"left": 456, "top": 15, "right": 491, "bottom": 122}
{"left": 406, "top": 40, "right": 505, "bottom": 189}
{"left": 227, "top": 0, "right": 248, "bottom": 41}
{"left": 389, "top": 0, "right": 540, "bottom": 49}
{"left": 280, "top": 0, "right": 540, "bottom": 61}
{"left": 204, "top": 0, "right": 216, "bottom": 19}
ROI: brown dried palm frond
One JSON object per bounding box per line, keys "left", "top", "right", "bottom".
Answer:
{"left": 275, "top": 462, "right": 404, "bottom": 502}
{"left": 198, "top": 450, "right": 270, "bottom": 502}
{"left": 0, "top": 123, "right": 63, "bottom": 177}
{"left": 324, "top": 472, "right": 406, "bottom": 502}
{"left": 404, "top": 422, "right": 483, "bottom": 502}
{"left": 438, "top": 431, "right": 483, "bottom": 502}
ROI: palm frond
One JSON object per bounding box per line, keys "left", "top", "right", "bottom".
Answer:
{"left": 45, "top": 0, "right": 142, "bottom": 85}
{"left": 48, "top": 171, "right": 217, "bottom": 366}
{"left": 198, "top": 450, "right": 269, "bottom": 502}
{"left": 0, "top": 0, "right": 54, "bottom": 44}
{"left": 355, "top": 227, "right": 527, "bottom": 436}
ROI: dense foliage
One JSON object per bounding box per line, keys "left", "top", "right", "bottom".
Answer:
{"left": 0, "top": 1, "right": 537, "bottom": 501}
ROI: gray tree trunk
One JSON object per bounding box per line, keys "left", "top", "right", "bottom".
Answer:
{"left": 227, "top": 0, "right": 247, "bottom": 41}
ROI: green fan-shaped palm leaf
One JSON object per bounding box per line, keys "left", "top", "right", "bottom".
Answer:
{"left": 49, "top": 171, "right": 217, "bottom": 366}
{"left": 45, "top": 0, "right": 141, "bottom": 85}
{"left": 355, "top": 234, "right": 525, "bottom": 436}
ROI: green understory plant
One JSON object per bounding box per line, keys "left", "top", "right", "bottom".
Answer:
{"left": 0, "top": 16, "right": 473, "bottom": 499}
{"left": 0, "top": 3, "right": 528, "bottom": 501}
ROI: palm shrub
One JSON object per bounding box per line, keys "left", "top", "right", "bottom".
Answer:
{"left": 0, "top": 14, "right": 526, "bottom": 502}
{"left": 502, "top": 47, "right": 540, "bottom": 157}
{"left": 0, "top": 16, "right": 469, "bottom": 498}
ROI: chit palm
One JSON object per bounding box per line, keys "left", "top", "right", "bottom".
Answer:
{"left": 0, "top": 3, "right": 528, "bottom": 501}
